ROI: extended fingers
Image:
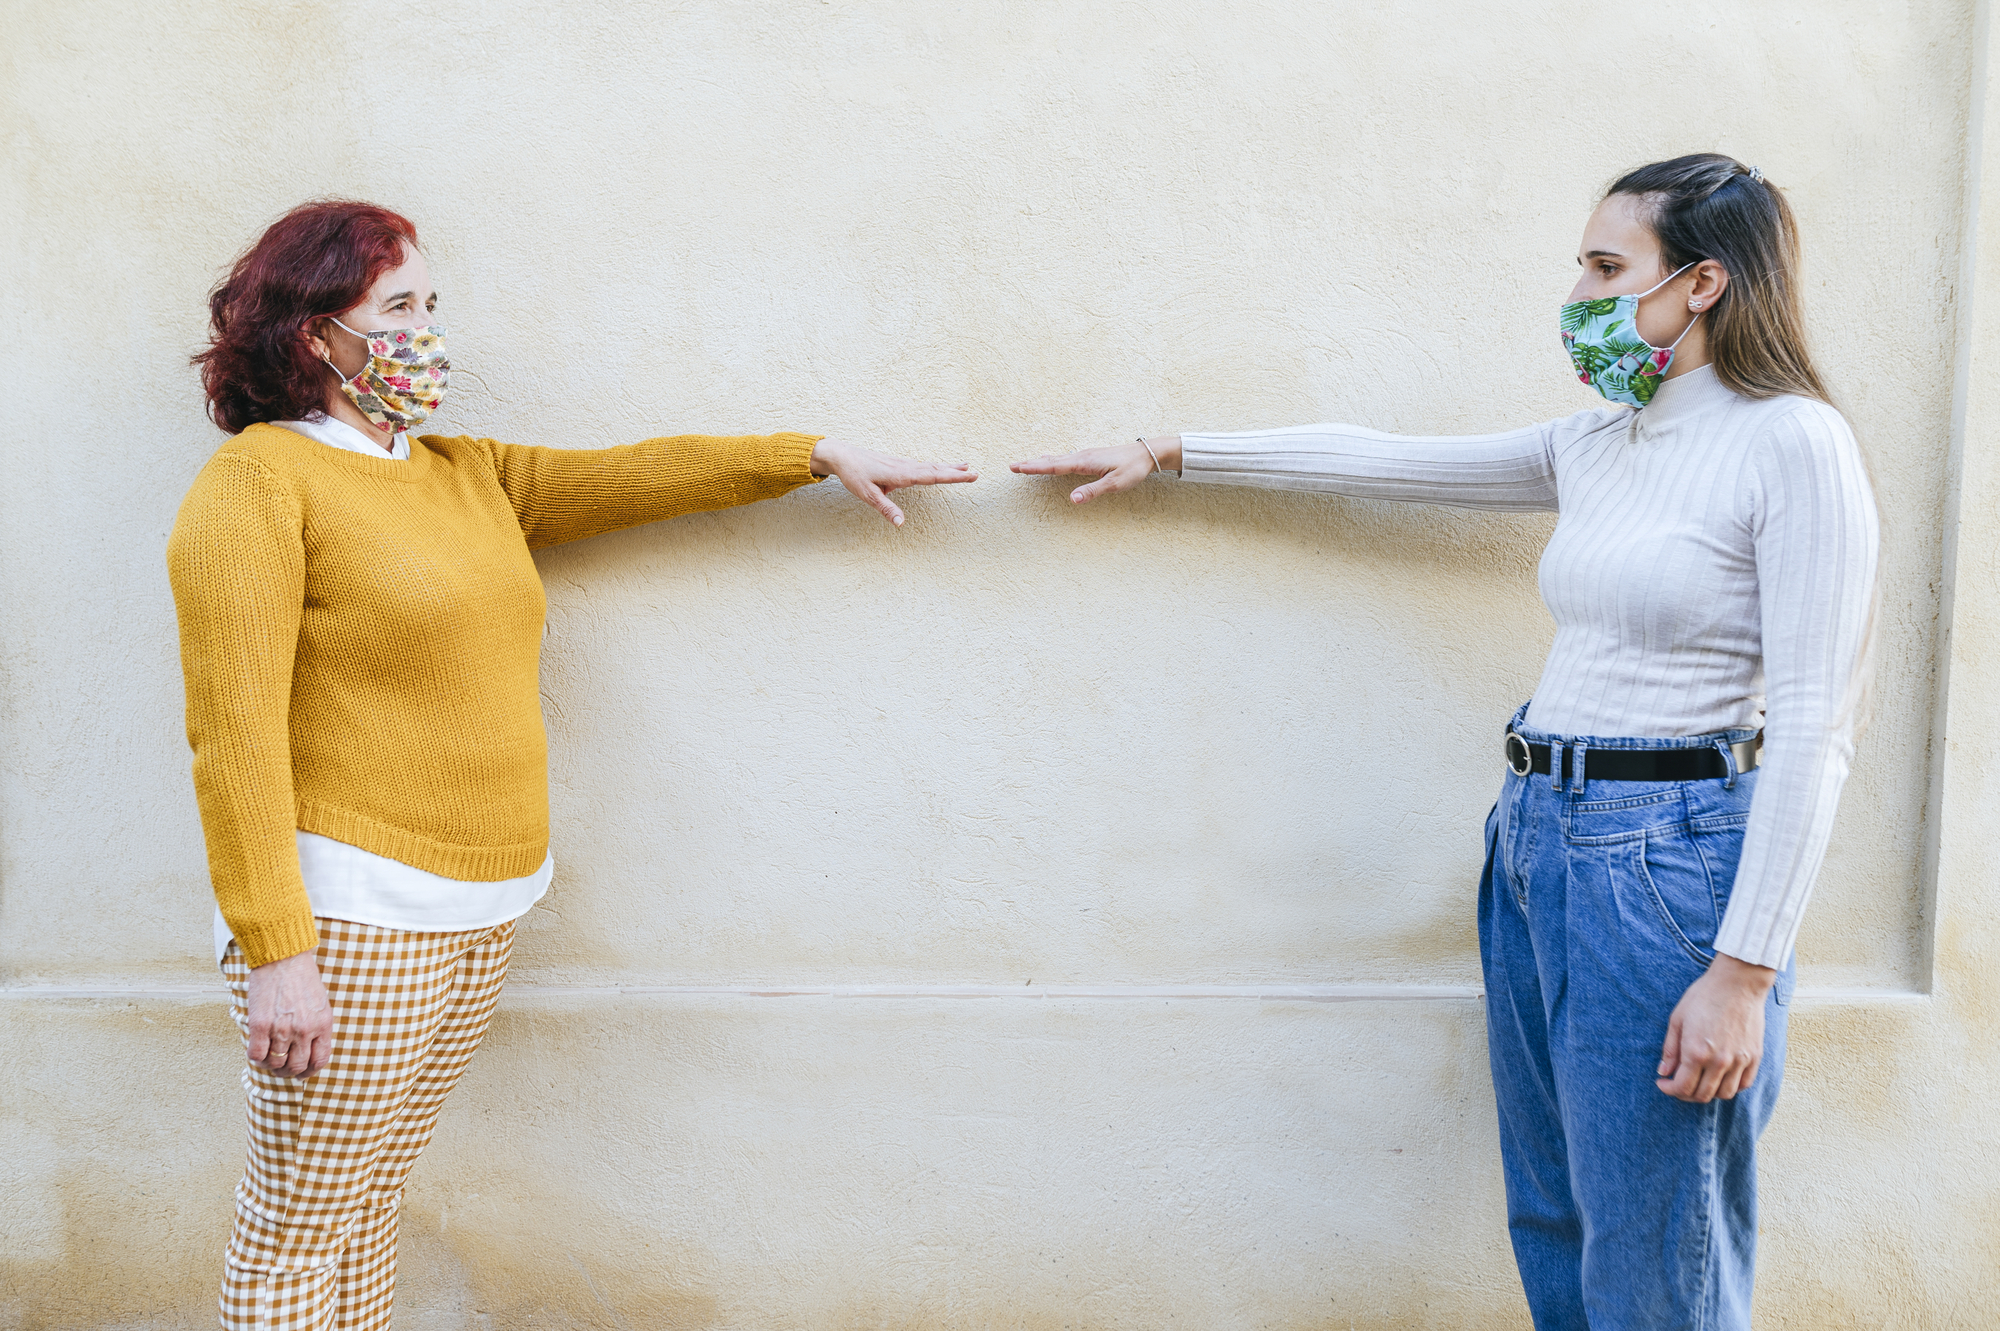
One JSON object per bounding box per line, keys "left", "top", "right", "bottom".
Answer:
{"left": 1070, "top": 463, "right": 1153, "bottom": 503}
{"left": 856, "top": 478, "right": 905, "bottom": 526}
{"left": 878, "top": 461, "right": 979, "bottom": 491}
{"left": 832, "top": 442, "right": 1151, "bottom": 518}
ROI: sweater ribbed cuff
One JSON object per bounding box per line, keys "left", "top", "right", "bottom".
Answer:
{"left": 1712, "top": 914, "right": 1791, "bottom": 973}
{"left": 773, "top": 432, "right": 826, "bottom": 482}
{"left": 232, "top": 910, "right": 321, "bottom": 970}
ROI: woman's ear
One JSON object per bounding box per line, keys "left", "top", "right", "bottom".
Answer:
{"left": 301, "top": 319, "right": 330, "bottom": 363}
{"left": 1688, "top": 259, "right": 1730, "bottom": 312}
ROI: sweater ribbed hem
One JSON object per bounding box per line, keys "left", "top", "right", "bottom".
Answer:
{"left": 297, "top": 800, "right": 551, "bottom": 884}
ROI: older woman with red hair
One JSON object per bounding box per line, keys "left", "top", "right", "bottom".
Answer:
{"left": 171, "top": 199, "right": 972, "bottom": 1329}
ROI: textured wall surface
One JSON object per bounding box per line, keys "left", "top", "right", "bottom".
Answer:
{"left": 4, "top": 0, "right": 1998, "bottom": 1326}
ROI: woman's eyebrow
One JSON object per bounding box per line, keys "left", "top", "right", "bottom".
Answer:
{"left": 1582, "top": 249, "right": 1625, "bottom": 259}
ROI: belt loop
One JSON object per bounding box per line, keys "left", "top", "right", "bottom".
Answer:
{"left": 1716, "top": 737, "right": 1739, "bottom": 789}
{"left": 1572, "top": 739, "right": 1589, "bottom": 800}
{"left": 1551, "top": 739, "right": 1567, "bottom": 794}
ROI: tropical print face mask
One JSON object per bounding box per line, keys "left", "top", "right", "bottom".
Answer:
{"left": 322, "top": 317, "right": 448, "bottom": 433}
{"left": 1559, "top": 263, "right": 1698, "bottom": 408}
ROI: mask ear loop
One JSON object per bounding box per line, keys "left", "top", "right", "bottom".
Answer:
{"left": 314, "top": 320, "right": 392, "bottom": 432}
{"left": 1635, "top": 262, "right": 1704, "bottom": 354}
{"left": 1634, "top": 261, "right": 1698, "bottom": 301}
{"left": 312, "top": 315, "right": 360, "bottom": 383}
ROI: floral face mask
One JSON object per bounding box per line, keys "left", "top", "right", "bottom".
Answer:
{"left": 1559, "top": 263, "right": 1698, "bottom": 408}
{"left": 321, "top": 317, "right": 449, "bottom": 433}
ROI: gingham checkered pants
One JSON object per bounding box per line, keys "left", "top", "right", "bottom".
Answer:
{"left": 217, "top": 917, "right": 514, "bottom": 1330}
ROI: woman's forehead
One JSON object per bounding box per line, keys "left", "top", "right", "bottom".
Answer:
{"left": 1581, "top": 196, "right": 1657, "bottom": 255}
{"left": 367, "top": 249, "right": 434, "bottom": 302}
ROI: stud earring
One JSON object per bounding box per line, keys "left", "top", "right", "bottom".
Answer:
{"left": 1690, "top": 301, "right": 1703, "bottom": 310}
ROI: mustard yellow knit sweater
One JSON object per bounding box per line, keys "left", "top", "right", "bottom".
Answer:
{"left": 167, "top": 423, "right": 822, "bottom": 966}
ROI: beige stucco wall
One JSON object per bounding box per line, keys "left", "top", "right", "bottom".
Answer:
{"left": 4, "top": 1, "right": 1998, "bottom": 1326}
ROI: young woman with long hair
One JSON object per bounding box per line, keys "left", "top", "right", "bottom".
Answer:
{"left": 1014, "top": 153, "right": 1877, "bottom": 1329}
{"left": 171, "top": 199, "right": 975, "bottom": 1328}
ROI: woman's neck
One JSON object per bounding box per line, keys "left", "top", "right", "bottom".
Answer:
{"left": 320, "top": 396, "right": 401, "bottom": 454}
{"left": 1662, "top": 317, "right": 1712, "bottom": 381}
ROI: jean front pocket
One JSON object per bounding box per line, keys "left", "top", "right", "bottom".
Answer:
{"left": 1630, "top": 827, "right": 1724, "bottom": 968}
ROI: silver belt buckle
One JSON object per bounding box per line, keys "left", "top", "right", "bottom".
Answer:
{"left": 1504, "top": 732, "right": 1533, "bottom": 776}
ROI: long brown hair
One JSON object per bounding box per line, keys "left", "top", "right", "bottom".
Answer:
{"left": 1607, "top": 153, "right": 1830, "bottom": 405}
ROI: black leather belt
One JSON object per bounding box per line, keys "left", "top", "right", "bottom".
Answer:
{"left": 1503, "top": 731, "right": 1761, "bottom": 782}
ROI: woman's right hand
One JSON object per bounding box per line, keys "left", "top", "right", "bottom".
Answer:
{"left": 809, "top": 439, "right": 979, "bottom": 526}
{"left": 1011, "top": 436, "right": 1182, "bottom": 504}
{"left": 245, "top": 948, "right": 334, "bottom": 1078}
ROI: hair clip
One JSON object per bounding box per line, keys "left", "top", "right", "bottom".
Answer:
{"left": 1746, "top": 165, "right": 1765, "bottom": 184}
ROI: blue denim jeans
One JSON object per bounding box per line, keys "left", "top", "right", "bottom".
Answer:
{"left": 1480, "top": 706, "right": 1796, "bottom": 1331}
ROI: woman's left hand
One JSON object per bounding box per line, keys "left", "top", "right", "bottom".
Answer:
{"left": 810, "top": 439, "right": 977, "bottom": 526}
{"left": 1656, "top": 952, "right": 1778, "bottom": 1102}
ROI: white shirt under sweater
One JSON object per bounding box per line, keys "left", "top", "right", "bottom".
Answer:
{"left": 1178, "top": 365, "right": 1878, "bottom": 970}
{"left": 211, "top": 413, "right": 553, "bottom": 964}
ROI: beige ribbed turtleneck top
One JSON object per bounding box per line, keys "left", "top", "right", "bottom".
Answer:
{"left": 1180, "top": 366, "right": 1879, "bottom": 970}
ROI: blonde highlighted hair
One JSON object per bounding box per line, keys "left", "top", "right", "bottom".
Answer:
{"left": 1608, "top": 153, "right": 1831, "bottom": 405}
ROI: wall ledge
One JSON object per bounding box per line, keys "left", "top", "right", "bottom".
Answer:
{"left": 0, "top": 982, "right": 1932, "bottom": 1004}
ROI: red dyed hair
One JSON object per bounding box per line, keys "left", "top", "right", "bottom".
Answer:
{"left": 193, "top": 200, "right": 421, "bottom": 434}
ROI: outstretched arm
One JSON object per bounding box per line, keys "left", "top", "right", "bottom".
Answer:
{"left": 1015, "top": 416, "right": 1579, "bottom": 512}
{"left": 472, "top": 431, "right": 975, "bottom": 548}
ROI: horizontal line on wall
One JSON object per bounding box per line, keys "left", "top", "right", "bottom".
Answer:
{"left": 0, "top": 982, "right": 1480, "bottom": 1002}
{"left": 0, "top": 983, "right": 1932, "bottom": 1004}
{"left": 516, "top": 983, "right": 1488, "bottom": 1001}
